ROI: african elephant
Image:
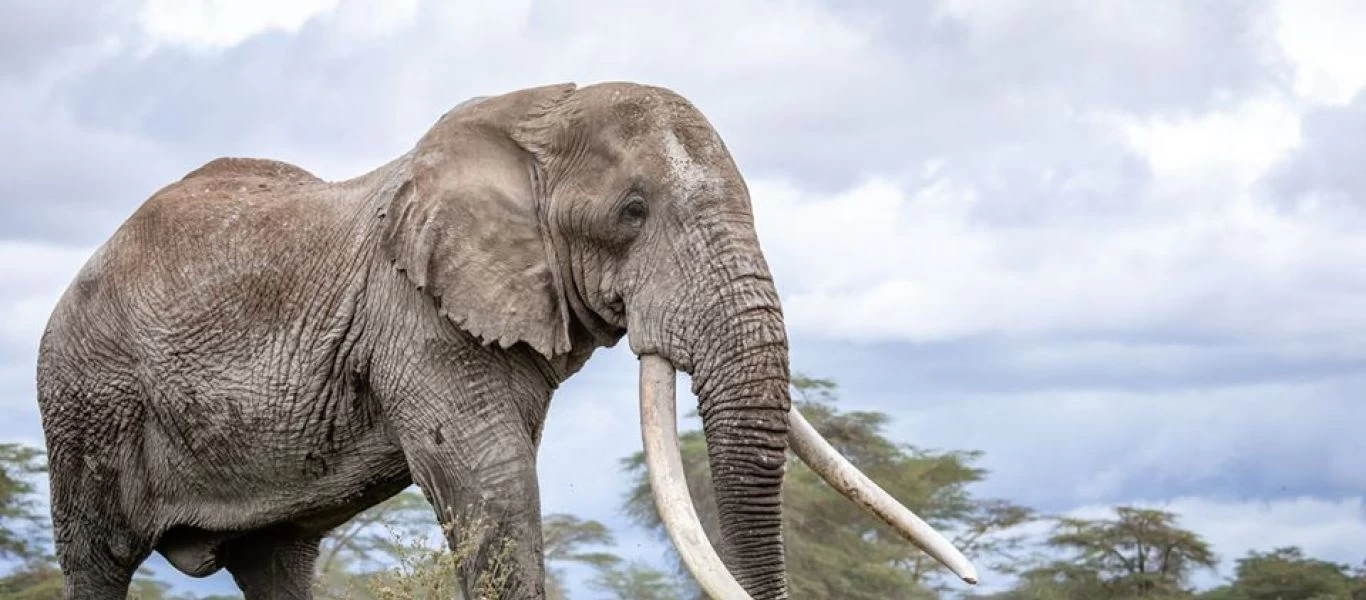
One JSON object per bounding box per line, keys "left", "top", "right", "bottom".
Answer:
{"left": 35, "top": 81, "right": 976, "bottom": 599}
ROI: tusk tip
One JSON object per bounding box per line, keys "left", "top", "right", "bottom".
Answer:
{"left": 955, "top": 563, "right": 979, "bottom": 585}
{"left": 956, "top": 564, "right": 979, "bottom": 585}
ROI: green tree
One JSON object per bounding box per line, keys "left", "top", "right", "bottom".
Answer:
{"left": 0, "top": 444, "right": 48, "bottom": 561}
{"left": 0, "top": 559, "right": 63, "bottom": 600}
{"left": 1199, "top": 546, "right": 1365, "bottom": 600}
{"left": 589, "top": 560, "right": 684, "bottom": 600}
{"left": 1000, "top": 506, "right": 1216, "bottom": 600}
{"left": 0, "top": 443, "right": 64, "bottom": 600}
{"left": 127, "top": 569, "right": 177, "bottom": 599}
{"left": 621, "top": 373, "right": 1034, "bottom": 599}
{"left": 542, "top": 514, "right": 622, "bottom": 600}
{"left": 973, "top": 562, "right": 1110, "bottom": 600}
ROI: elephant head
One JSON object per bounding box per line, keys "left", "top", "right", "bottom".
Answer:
{"left": 382, "top": 82, "right": 976, "bottom": 598}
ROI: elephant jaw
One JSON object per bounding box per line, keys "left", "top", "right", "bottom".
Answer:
{"left": 637, "top": 355, "right": 979, "bottom": 599}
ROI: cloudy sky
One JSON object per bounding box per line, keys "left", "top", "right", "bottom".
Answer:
{"left": 3, "top": 0, "right": 1364, "bottom": 596}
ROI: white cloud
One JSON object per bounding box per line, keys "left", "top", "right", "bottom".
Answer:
{"left": 138, "top": 0, "right": 341, "bottom": 50}
{"left": 329, "top": 0, "right": 423, "bottom": 38}
{"left": 0, "top": 240, "right": 96, "bottom": 451}
{"left": 751, "top": 164, "right": 1366, "bottom": 346}
{"left": 1111, "top": 96, "right": 1303, "bottom": 191}
{"left": 927, "top": 0, "right": 1281, "bottom": 115}
{"left": 0, "top": 241, "right": 96, "bottom": 355}
{"left": 0, "top": 79, "right": 180, "bottom": 243}
{"left": 1273, "top": 0, "right": 1366, "bottom": 105}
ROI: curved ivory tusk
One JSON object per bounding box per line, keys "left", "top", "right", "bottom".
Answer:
{"left": 639, "top": 355, "right": 753, "bottom": 600}
{"left": 788, "top": 407, "right": 980, "bottom": 584}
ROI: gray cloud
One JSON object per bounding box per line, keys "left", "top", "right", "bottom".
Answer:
{"left": 889, "top": 374, "right": 1366, "bottom": 512}
{"left": 790, "top": 337, "right": 1366, "bottom": 397}
{"left": 1267, "top": 87, "right": 1366, "bottom": 211}
{"left": 0, "top": 0, "right": 137, "bottom": 78}
{"left": 0, "top": 83, "right": 178, "bottom": 243}
{"left": 0, "top": 0, "right": 1292, "bottom": 258}
{"left": 781, "top": 340, "right": 1366, "bottom": 507}
{"left": 35, "top": 0, "right": 1293, "bottom": 204}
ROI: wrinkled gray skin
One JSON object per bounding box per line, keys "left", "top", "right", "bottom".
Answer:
{"left": 36, "top": 82, "right": 792, "bottom": 599}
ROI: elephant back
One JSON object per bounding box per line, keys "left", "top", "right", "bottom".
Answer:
{"left": 181, "top": 157, "right": 322, "bottom": 186}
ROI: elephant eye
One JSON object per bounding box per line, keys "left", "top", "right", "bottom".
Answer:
{"left": 619, "top": 197, "right": 648, "bottom": 229}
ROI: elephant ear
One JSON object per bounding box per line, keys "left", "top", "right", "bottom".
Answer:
{"left": 381, "top": 83, "right": 577, "bottom": 358}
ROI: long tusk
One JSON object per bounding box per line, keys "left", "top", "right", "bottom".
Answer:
{"left": 639, "top": 355, "right": 753, "bottom": 600}
{"left": 787, "top": 407, "right": 980, "bottom": 584}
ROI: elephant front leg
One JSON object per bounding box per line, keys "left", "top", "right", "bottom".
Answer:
{"left": 386, "top": 389, "right": 550, "bottom": 599}
{"left": 410, "top": 439, "right": 545, "bottom": 599}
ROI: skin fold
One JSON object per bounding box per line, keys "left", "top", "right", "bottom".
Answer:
{"left": 36, "top": 82, "right": 795, "bottom": 599}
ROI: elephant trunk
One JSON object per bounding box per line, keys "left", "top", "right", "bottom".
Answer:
{"left": 637, "top": 277, "right": 980, "bottom": 598}
{"left": 691, "top": 307, "right": 791, "bottom": 598}
{"left": 633, "top": 194, "right": 977, "bottom": 596}
{"left": 639, "top": 272, "right": 793, "bottom": 599}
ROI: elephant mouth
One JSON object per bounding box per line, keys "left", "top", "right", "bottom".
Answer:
{"left": 638, "top": 354, "right": 979, "bottom": 599}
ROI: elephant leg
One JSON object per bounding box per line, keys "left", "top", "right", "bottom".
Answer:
{"left": 404, "top": 423, "right": 546, "bottom": 600}
{"left": 221, "top": 530, "right": 323, "bottom": 600}
{"left": 372, "top": 331, "right": 555, "bottom": 598}
{"left": 46, "top": 436, "right": 151, "bottom": 599}
{"left": 378, "top": 366, "right": 548, "bottom": 597}
{"left": 50, "top": 503, "right": 146, "bottom": 599}
{"left": 54, "top": 536, "right": 145, "bottom": 600}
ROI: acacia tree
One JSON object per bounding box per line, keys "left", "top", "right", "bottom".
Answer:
{"left": 0, "top": 444, "right": 47, "bottom": 561}
{"left": 1008, "top": 506, "right": 1217, "bottom": 599}
{"left": 541, "top": 514, "right": 624, "bottom": 600}
{"left": 589, "top": 560, "right": 683, "bottom": 600}
{"left": 621, "top": 374, "right": 1034, "bottom": 599}
{"left": 1199, "top": 546, "right": 1366, "bottom": 600}
{"left": 0, "top": 443, "right": 68, "bottom": 600}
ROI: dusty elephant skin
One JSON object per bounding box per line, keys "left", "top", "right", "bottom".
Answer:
{"left": 38, "top": 81, "right": 982, "bottom": 600}
{"left": 35, "top": 82, "right": 797, "bottom": 599}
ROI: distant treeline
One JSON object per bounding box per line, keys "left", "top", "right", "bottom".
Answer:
{"left": 2, "top": 375, "right": 1360, "bottom": 599}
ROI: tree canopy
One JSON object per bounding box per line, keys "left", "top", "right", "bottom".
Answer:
{"left": 978, "top": 506, "right": 1217, "bottom": 600}
{"left": 1198, "top": 546, "right": 1366, "bottom": 600}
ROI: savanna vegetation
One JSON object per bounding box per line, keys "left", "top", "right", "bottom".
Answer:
{"left": 2, "top": 375, "right": 1360, "bottom": 599}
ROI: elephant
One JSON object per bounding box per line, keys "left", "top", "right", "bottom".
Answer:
{"left": 35, "top": 81, "right": 976, "bottom": 599}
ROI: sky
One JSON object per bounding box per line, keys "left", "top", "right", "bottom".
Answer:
{"left": 1, "top": 0, "right": 1364, "bottom": 597}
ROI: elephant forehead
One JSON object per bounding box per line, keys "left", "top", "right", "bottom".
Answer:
{"left": 660, "top": 127, "right": 723, "bottom": 197}
{"left": 597, "top": 85, "right": 711, "bottom": 135}
{"left": 578, "top": 83, "right": 737, "bottom": 194}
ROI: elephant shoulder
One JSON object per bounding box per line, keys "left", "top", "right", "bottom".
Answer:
{"left": 181, "top": 156, "right": 323, "bottom": 186}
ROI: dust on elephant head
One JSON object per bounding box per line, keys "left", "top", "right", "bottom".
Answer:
{"left": 35, "top": 81, "right": 975, "bottom": 600}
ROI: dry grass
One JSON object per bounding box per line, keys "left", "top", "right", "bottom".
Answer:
{"left": 317, "top": 512, "right": 522, "bottom": 600}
